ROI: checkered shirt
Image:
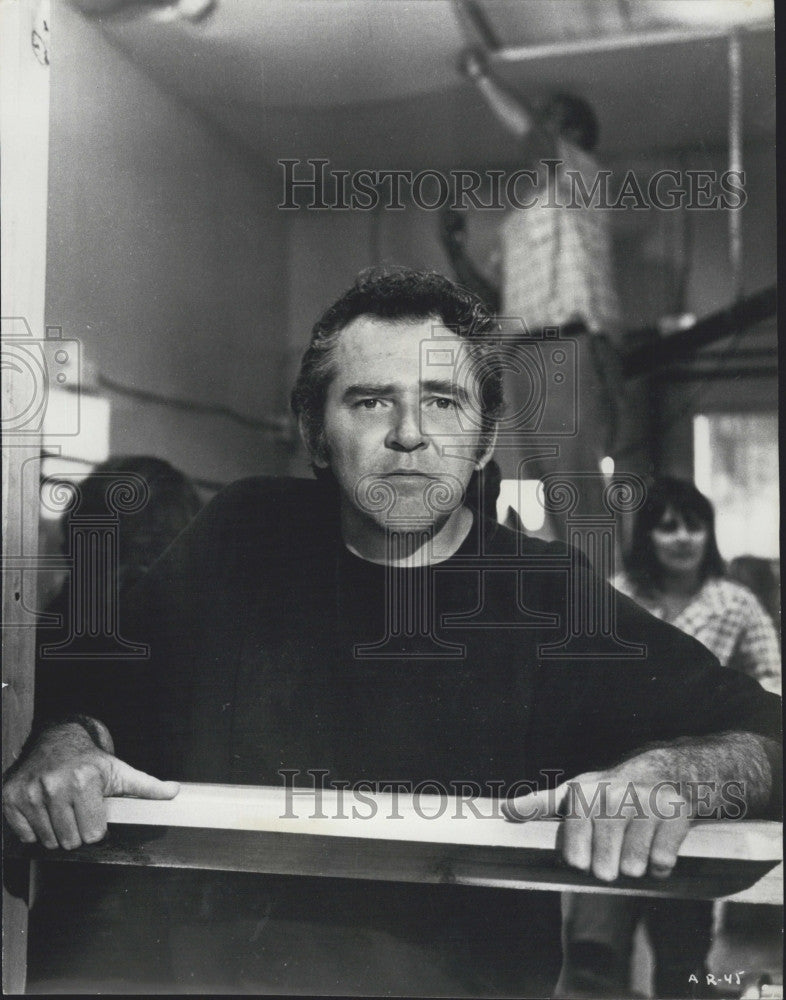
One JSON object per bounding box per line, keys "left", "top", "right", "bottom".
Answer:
{"left": 614, "top": 574, "right": 781, "bottom": 696}
{"left": 500, "top": 138, "right": 621, "bottom": 337}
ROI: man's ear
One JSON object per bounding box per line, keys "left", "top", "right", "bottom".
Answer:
{"left": 475, "top": 425, "right": 498, "bottom": 471}
{"left": 298, "top": 414, "right": 329, "bottom": 468}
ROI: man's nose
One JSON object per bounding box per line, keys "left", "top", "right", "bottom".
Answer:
{"left": 386, "top": 405, "right": 427, "bottom": 452}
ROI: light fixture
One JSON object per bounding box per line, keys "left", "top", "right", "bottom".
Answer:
{"left": 643, "top": 0, "right": 773, "bottom": 28}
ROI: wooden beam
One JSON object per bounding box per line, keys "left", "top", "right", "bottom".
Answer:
{"left": 6, "top": 785, "right": 782, "bottom": 904}
{"left": 622, "top": 286, "right": 776, "bottom": 377}
{"left": 10, "top": 824, "right": 781, "bottom": 904}
{"left": 1, "top": 0, "right": 52, "bottom": 992}
{"left": 102, "top": 783, "right": 782, "bottom": 858}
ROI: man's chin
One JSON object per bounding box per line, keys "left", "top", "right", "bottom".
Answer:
{"left": 370, "top": 502, "right": 451, "bottom": 533}
{"left": 353, "top": 473, "right": 467, "bottom": 520}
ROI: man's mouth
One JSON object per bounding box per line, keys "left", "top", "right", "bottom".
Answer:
{"left": 384, "top": 471, "right": 435, "bottom": 478}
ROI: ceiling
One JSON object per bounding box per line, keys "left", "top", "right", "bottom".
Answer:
{"left": 83, "top": 0, "right": 776, "bottom": 169}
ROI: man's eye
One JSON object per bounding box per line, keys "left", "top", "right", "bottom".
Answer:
{"left": 357, "top": 399, "right": 382, "bottom": 409}
{"left": 430, "top": 397, "right": 456, "bottom": 410}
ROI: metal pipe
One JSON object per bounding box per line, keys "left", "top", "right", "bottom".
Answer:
{"left": 492, "top": 22, "right": 766, "bottom": 64}
{"left": 728, "top": 30, "right": 743, "bottom": 303}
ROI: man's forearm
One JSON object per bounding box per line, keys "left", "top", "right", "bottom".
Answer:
{"left": 612, "top": 731, "right": 780, "bottom": 818}
{"left": 56, "top": 715, "right": 115, "bottom": 754}
{"left": 10, "top": 717, "right": 114, "bottom": 775}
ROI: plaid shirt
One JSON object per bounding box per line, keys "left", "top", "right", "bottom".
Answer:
{"left": 500, "top": 138, "right": 621, "bottom": 337}
{"left": 614, "top": 574, "right": 781, "bottom": 696}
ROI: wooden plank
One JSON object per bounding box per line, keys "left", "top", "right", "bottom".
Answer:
{"left": 1, "top": 0, "right": 52, "bottom": 993}
{"left": 6, "top": 785, "right": 781, "bottom": 903}
{"left": 9, "top": 823, "right": 781, "bottom": 903}
{"left": 722, "top": 862, "right": 782, "bottom": 906}
{"left": 101, "top": 783, "right": 783, "bottom": 861}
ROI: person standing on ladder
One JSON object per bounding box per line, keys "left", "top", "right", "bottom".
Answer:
{"left": 441, "top": 48, "right": 629, "bottom": 543}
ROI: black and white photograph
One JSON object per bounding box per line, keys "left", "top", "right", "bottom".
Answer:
{"left": 1, "top": 0, "right": 781, "bottom": 995}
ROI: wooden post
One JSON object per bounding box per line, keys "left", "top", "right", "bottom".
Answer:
{"left": 2, "top": 0, "right": 52, "bottom": 991}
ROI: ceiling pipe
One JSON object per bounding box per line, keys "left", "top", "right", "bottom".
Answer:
{"left": 491, "top": 22, "right": 768, "bottom": 64}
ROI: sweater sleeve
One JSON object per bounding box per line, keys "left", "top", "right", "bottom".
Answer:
{"left": 529, "top": 579, "right": 782, "bottom": 800}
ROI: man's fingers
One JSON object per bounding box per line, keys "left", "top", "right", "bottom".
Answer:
{"left": 502, "top": 784, "right": 565, "bottom": 822}
{"left": 72, "top": 792, "right": 108, "bottom": 845}
{"left": 559, "top": 784, "right": 594, "bottom": 872}
{"left": 47, "top": 800, "right": 82, "bottom": 851}
{"left": 65, "top": 764, "right": 108, "bottom": 843}
{"left": 618, "top": 817, "right": 657, "bottom": 878}
{"left": 18, "top": 792, "right": 59, "bottom": 850}
{"left": 648, "top": 815, "right": 691, "bottom": 878}
{"left": 109, "top": 759, "right": 180, "bottom": 800}
{"left": 3, "top": 803, "right": 38, "bottom": 844}
{"left": 587, "top": 816, "right": 628, "bottom": 882}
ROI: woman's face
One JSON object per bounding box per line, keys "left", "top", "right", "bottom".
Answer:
{"left": 649, "top": 506, "right": 709, "bottom": 580}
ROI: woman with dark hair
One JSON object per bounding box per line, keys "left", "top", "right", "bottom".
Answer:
{"left": 558, "top": 478, "right": 781, "bottom": 999}
{"left": 615, "top": 477, "right": 779, "bottom": 694}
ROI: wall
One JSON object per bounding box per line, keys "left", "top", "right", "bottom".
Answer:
{"left": 630, "top": 142, "right": 778, "bottom": 479}
{"left": 608, "top": 142, "right": 776, "bottom": 328}
{"left": 46, "top": 1, "right": 291, "bottom": 488}
{"left": 279, "top": 138, "right": 776, "bottom": 479}
{"left": 281, "top": 140, "right": 776, "bottom": 334}
{"left": 46, "top": 5, "right": 776, "bottom": 487}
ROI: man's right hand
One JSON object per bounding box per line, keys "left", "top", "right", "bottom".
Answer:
{"left": 2, "top": 722, "right": 179, "bottom": 850}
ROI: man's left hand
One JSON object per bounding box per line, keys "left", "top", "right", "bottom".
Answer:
{"left": 503, "top": 770, "right": 692, "bottom": 882}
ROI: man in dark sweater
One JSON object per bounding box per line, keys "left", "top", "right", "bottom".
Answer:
{"left": 4, "top": 268, "right": 780, "bottom": 996}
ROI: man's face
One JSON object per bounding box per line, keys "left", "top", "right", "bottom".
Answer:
{"left": 313, "top": 315, "right": 494, "bottom": 538}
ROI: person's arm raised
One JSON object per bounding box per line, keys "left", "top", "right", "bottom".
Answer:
{"left": 459, "top": 48, "right": 537, "bottom": 141}
{"left": 2, "top": 717, "right": 179, "bottom": 850}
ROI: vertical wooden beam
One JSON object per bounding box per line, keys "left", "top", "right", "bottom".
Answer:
{"left": 1, "top": 0, "right": 52, "bottom": 991}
